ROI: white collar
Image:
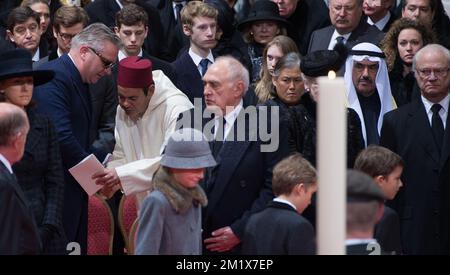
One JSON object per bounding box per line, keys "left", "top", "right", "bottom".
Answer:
{"left": 115, "top": 0, "right": 123, "bottom": 9}
{"left": 57, "top": 47, "right": 64, "bottom": 57}
{"left": 273, "top": 197, "right": 297, "bottom": 211}
{"left": 367, "top": 12, "right": 391, "bottom": 31}
{"left": 0, "top": 153, "right": 13, "bottom": 174}
{"left": 32, "top": 47, "right": 40, "bottom": 62}
{"left": 328, "top": 31, "right": 351, "bottom": 50}
{"left": 188, "top": 48, "right": 214, "bottom": 67}
{"left": 118, "top": 49, "right": 143, "bottom": 61}
{"left": 422, "top": 94, "right": 450, "bottom": 115}
{"left": 345, "top": 239, "right": 378, "bottom": 246}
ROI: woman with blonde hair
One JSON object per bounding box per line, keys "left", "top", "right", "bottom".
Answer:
{"left": 255, "top": 35, "right": 298, "bottom": 103}
{"left": 381, "top": 18, "right": 436, "bottom": 106}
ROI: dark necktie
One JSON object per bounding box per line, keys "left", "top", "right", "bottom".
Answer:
{"left": 336, "top": 36, "right": 345, "bottom": 45}
{"left": 200, "top": 59, "right": 209, "bottom": 77}
{"left": 431, "top": 103, "right": 444, "bottom": 149}
{"left": 212, "top": 117, "right": 226, "bottom": 158}
{"left": 175, "top": 3, "right": 183, "bottom": 23}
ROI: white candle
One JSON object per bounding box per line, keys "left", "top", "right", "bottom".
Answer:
{"left": 317, "top": 72, "right": 347, "bottom": 255}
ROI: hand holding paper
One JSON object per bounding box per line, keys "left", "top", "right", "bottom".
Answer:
{"left": 68, "top": 154, "right": 106, "bottom": 196}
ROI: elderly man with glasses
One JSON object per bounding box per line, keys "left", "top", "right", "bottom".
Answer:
{"left": 33, "top": 23, "right": 122, "bottom": 255}
{"left": 380, "top": 44, "right": 450, "bottom": 255}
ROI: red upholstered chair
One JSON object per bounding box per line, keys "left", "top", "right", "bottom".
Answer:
{"left": 127, "top": 217, "right": 139, "bottom": 255}
{"left": 118, "top": 194, "right": 138, "bottom": 254}
{"left": 87, "top": 194, "right": 114, "bottom": 255}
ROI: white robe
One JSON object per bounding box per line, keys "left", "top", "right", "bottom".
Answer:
{"left": 107, "top": 70, "right": 193, "bottom": 208}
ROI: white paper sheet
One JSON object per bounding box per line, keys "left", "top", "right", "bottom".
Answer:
{"left": 68, "top": 154, "right": 104, "bottom": 196}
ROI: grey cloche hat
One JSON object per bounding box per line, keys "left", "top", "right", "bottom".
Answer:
{"left": 161, "top": 128, "right": 217, "bottom": 169}
{"left": 347, "top": 169, "right": 385, "bottom": 202}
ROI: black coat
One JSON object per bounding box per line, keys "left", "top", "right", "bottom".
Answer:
{"left": 298, "top": 94, "right": 365, "bottom": 168}
{"left": 85, "top": 0, "right": 165, "bottom": 57}
{"left": 177, "top": 105, "right": 290, "bottom": 254}
{"left": 287, "top": 0, "right": 331, "bottom": 56}
{"left": 0, "top": 162, "right": 41, "bottom": 254}
{"left": 147, "top": 0, "right": 191, "bottom": 61}
{"left": 12, "top": 109, "right": 66, "bottom": 254}
{"left": 380, "top": 99, "right": 450, "bottom": 254}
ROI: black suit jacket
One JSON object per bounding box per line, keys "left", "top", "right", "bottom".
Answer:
{"left": 374, "top": 205, "right": 402, "bottom": 255}
{"left": 85, "top": 0, "right": 165, "bottom": 57}
{"left": 380, "top": 99, "right": 450, "bottom": 254}
{"left": 148, "top": 0, "right": 190, "bottom": 61}
{"left": 287, "top": 0, "right": 331, "bottom": 56}
{"left": 172, "top": 50, "right": 204, "bottom": 104}
{"left": 177, "top": 105, "right": 290, "bottom": 254}
{"left": 308, "top": 18, "right": 384, "bottom": 53}
{"left": 0, "top": 162, "right": 41, "bottom": 254}
{"left": 242, "top": 201, "right": 315, "bottom": 255}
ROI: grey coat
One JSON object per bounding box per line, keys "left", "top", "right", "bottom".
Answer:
{"left": 135, "top": 167, "right": 207, "bottom": 255}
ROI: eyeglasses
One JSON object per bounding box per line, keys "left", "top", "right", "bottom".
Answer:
{"left": 58, "top": 32, "right": 76, "bottom": 42}
{"left": 416, "top": 67, "right": 450, "bottom": 78}
{"left": 88, "top": 47, "right": 115, "bottom": 70}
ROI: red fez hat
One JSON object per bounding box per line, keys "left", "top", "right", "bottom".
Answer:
{"left": 118, "top": 56, "right": 153, "bottom": 88}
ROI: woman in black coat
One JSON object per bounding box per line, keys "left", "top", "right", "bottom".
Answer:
{"left": 381, "top": 18, "right": 436, "bottom": 106}
{"left": 0, "top": 49, "right": 66, "bottom": 254}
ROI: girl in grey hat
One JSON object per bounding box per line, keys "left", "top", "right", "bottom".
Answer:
{"left": 135, "top": 128, "right": 216, "bottom": 255}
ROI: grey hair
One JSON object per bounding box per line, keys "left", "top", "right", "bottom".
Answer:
{"left": 215, "top": 56, "right": 250, "bottom": 92}
{"left": 412, "top": 44, "right": 450, "bottom": 72}
{"left": 272, "top": 52, "right": 301, "bottom": 78}
{"left": 0, "top": 103, "right": 28, "bottom": 146}
{"left": 71, "top": 23, "right": 122, "bottom": 52}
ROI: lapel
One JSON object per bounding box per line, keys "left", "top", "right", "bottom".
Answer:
{"left": 205, "top": 108, "right": 253, "bottom": 215}
{"left": 107, "top": 1, "right": 121, "bottom": 27}
{"left": 23, "top": 109, "right": 43, "bottom": 156}
{"left": 60, "top": 55, "right": 92, "bottom": 123}
{"left": 408, "top": 100, "right": 440, "bottom": 165}
{"left": 0, "top": 163, "right": 28, "bottom": 207}
{"left": 321, "top": 26, "right": 334, "bottom": 50}
{"left": 440, "top": 100, "right": 450, "bottom": 169}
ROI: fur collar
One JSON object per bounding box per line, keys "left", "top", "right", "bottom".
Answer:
{"left": 153, "top": 167, "right": 208, "bottom": 214}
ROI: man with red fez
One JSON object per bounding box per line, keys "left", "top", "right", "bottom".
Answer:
{"left": 92, "top": 56, "right": 193, "bottom": 207}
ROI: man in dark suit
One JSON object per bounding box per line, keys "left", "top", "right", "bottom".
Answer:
{"left": 0, "top": 102, "right": 40, "bottom": 255}
{"left": 380, "top": 44, "right": 450, "bottom": 254}
{"left": 308, "top": 0, "right": 384, "bottom": 54}
{"left": 271, "top": 0, "right": 331, "bottom": 56}
{"left": 242, "top": 153, "right": 316, "bottom": 255}
{"left": 147, "top": 0, "right": 192, "bottom": 61}
{"left": 362, "top": 0, "right": 397, "bottom": 32}
{"left": 85, "top": 0, "right": 165, "bottom": 58}
{"left": 114, "top": 3, "right": 177, "bottom": 83}
{"left": 177, "top": 56, "right": 290, "bottom": 254}
{"left": 172, "top": 1, "right": 218, "bottom": 104}
{"left": 32, "top": 23, "right": 121, "bottom": 255}
{"left": 35, "top": 6, "right": 116, "bottom": 162}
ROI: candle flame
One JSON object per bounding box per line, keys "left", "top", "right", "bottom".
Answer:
{"left": 328, "top": 70, "right": 336, "bottom": 79}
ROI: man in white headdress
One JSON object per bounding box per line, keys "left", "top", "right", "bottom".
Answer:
{"left": 344, "top": 42, "right": 396, "bottom": 146}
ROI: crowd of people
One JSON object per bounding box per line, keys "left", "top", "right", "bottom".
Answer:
{"left": 0, "top": 0, "right": 450, "bottom": 255}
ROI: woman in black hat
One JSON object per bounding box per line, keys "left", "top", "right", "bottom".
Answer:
{"left": 237, "top": 0, "right": 288, "bottom": 85}
{"left": 0, "top": 48, "right": 66, "bottom": 254}
{"left": 300, "top": 47, "right": 365, "bottom": 168}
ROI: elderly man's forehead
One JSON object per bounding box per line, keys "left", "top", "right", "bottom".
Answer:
{"left": 354, "top": 58, "right": 379, "bottom": 64}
